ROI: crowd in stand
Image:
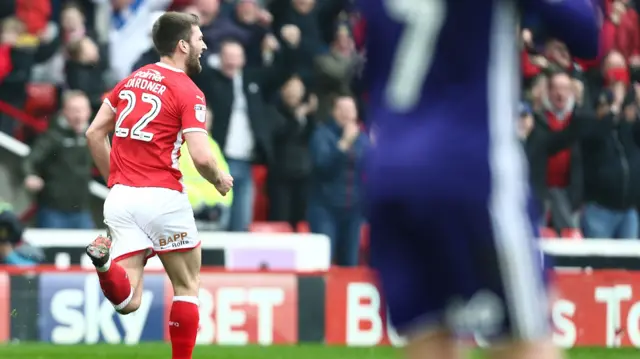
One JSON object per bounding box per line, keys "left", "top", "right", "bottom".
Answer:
{"left": 1, "top": 0, "right": 640, "bottom": 267}
{"left": 519, "top": 0, "right": 640, "bottom": 240}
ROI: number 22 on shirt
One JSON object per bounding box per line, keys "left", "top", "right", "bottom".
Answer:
{"left": 114, "top": 90, "right": 162, "bottom": 142}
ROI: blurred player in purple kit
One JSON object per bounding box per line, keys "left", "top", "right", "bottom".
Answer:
{"left": 357, "top": 0, "right": 601, "bottom": 358}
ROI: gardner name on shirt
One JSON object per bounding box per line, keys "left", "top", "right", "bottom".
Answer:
{"left": 124, "top": 68, "right": 168, "bottom": 96}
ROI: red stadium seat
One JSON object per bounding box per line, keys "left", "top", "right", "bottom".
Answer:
{"left": 539, "top": 227, "right": 558, "bottom": 239}
{"left": 249, "top": 221, "right": 293, "bottom": 233}
{"left": 24, "top": 83, "right": 57, "bottom": 117}
{"left": 252, "top": 165, "right": 268, "bottom": 222}
{"left": 560, "top": 228, "right": 583, "bottom": 240}
{"left": 296, "top": 221, "right": 310, "bottom": 233}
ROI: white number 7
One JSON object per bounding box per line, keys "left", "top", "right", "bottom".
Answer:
{"left": 384, "top": 0, "right": 446, "bottom": 112}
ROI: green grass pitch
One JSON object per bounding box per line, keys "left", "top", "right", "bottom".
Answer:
{"left": 0, "top": 344, "right": 636, "bottom": 359}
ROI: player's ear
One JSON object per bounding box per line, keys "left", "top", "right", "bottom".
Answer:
{"left": 178, "top": 39, "right": 189, "bottom": 54}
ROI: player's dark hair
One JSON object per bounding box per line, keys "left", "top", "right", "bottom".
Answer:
{"left": 152, "top": 12, "right": 200, "bottom": 57}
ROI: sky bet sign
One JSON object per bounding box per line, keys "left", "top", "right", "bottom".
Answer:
{"left": 35, "top": 272, "right": 298, "bottom": 345}
{"left": 38, "top": 273, "right": 166, "bottom": 344}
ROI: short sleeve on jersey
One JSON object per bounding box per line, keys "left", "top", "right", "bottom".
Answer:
{"left": 180, "top": 92, "right": 208, "bottom": 134}
{"left": 104, "top": 83, "right": 123, "bottom": 113}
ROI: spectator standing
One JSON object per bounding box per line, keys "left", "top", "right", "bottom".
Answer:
{"left": 591, "top": 50, "right": 629, "bottom": 104}
{"left": 314, "top": 22, "right": 362, "bottom": 121}
{"left": 537, "top": 72, "right": 585, "bottom": 233}
{"left": 231, "top": 0, "right": 276, "bottom": 67}
{"left": 268, "top": 76, "right": 315, "bottom": 229}
{"left": 196, "top": 26, "right": 300, "bottom": 231}
{"left": 194, "top": 0, "right": 245, "bottom": 60}
{"left": 602, "top": 0, "right": 640, "bottom": 66}
{"left": 308, "top": 96, "right": 368, "bottom": 266}
{"left": 581, "top": 85, "right": 640, "bottom": 239}
{"left": 31, "top": 3, "right": 106, "bottom": 87}
{"left": 66, "top": 36, "right": 108, "bottom": 113}
{"left": 269, "top": 0, "right": 347, "bottom": 85}
{"left": 22, "top": 91, "right": 94, "bottom": 229}
{"left": 0, "top": 17, "right": 59, "bottom": 135}
{"left": 520, "top": 100, "right": 587, "bottom": 231}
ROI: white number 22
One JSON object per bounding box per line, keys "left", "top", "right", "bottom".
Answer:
{"left": 115, "top": 90, "right": 162, "bottom": 142}
{"left": 384, "top": 0, "right": 446, "bottom": 112}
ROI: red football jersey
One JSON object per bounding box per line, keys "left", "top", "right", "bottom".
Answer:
{"left": 104, "top": 62, "right": 208, "bottom": 192}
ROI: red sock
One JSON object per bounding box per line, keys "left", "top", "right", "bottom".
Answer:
{"left": 97, "top": 261, "right": 132, "bottom": 309}
{"left": 169, "top": 297, "right": 199, "bottom": 359}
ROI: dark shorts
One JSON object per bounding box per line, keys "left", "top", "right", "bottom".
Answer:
{"left": 364, "top": 127, "right": 550, "bottom": 342}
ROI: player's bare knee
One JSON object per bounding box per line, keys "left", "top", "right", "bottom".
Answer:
{"left": 117, "top": 291, "right": 143, "bottom": 315}
{"left": 116, "top": 283, "right": 145, "bottom": 315}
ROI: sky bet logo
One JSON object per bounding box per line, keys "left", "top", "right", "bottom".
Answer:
{"left": 38, "top": 273, "right": 166, "bottom": 344}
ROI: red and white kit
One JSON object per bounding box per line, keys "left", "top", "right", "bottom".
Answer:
{"left": 103, "top": 62, "right": 207, "bottom": 261}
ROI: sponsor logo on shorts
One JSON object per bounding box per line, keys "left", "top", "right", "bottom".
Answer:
{"left": 159, "top": 232, "right": 189, "bottom": 249}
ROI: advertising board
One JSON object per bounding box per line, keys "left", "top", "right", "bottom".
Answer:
{"left": 193, "top": 273, "right": 298, "bottom": 345}
{"left": 38, "top": 272, "right": 166, "bottom": 344}
{"left": 5, "top": 265, "right": 640, "bottom": 347}
{"left": 324, "top": 268, "right": 640, "bottom": 348}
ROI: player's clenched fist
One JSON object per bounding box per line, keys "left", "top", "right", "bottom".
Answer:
{"left": 215, "top": 172, "right": 234, "bottom": 196}
{"left": 280, "top": 25, "right": 301, "bottom": 47}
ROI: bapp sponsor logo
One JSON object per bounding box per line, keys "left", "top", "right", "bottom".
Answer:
{"left": 182, "top": 273, "right": 297, "bottom": 345}
{"left": 39, "top": 273, "right": 165, "bottom": 344}
{"left": 324, "top": 268, "right": 640, "bottom": 348}
{"left": 0, "top": 273, "right": 9, "bottom": 342}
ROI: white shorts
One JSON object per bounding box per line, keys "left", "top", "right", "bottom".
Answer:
{"left": 104, "top": 185, "right": 200, "bottom": 262}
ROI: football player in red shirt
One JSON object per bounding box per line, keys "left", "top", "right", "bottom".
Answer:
{"left": 84, "top": 12, "right": 233, "bottom": 359}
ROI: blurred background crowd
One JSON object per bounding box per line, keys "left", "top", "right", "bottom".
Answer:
{"left": 1, "top": 0, "right": 640, "bottom": 268}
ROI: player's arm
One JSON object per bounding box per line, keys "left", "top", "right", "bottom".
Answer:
{"left": 525, "top": 0, "right": 601, "bottom": 58}
{"left": 85, "top": 102, "right": 115, "bottom": 181}
{"left": 183, "top": 131, "right": 223, "bottom": 184}
{"left": 181, "top": 95, "right": 232, "bottom": 195}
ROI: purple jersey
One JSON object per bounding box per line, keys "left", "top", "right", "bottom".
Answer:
{"left": 359, "top": 0, "right": 598, "bottom": 341}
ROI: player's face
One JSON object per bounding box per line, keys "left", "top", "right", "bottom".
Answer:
{"left": 186, "top": 25, "right": 206, "bottom": 76}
